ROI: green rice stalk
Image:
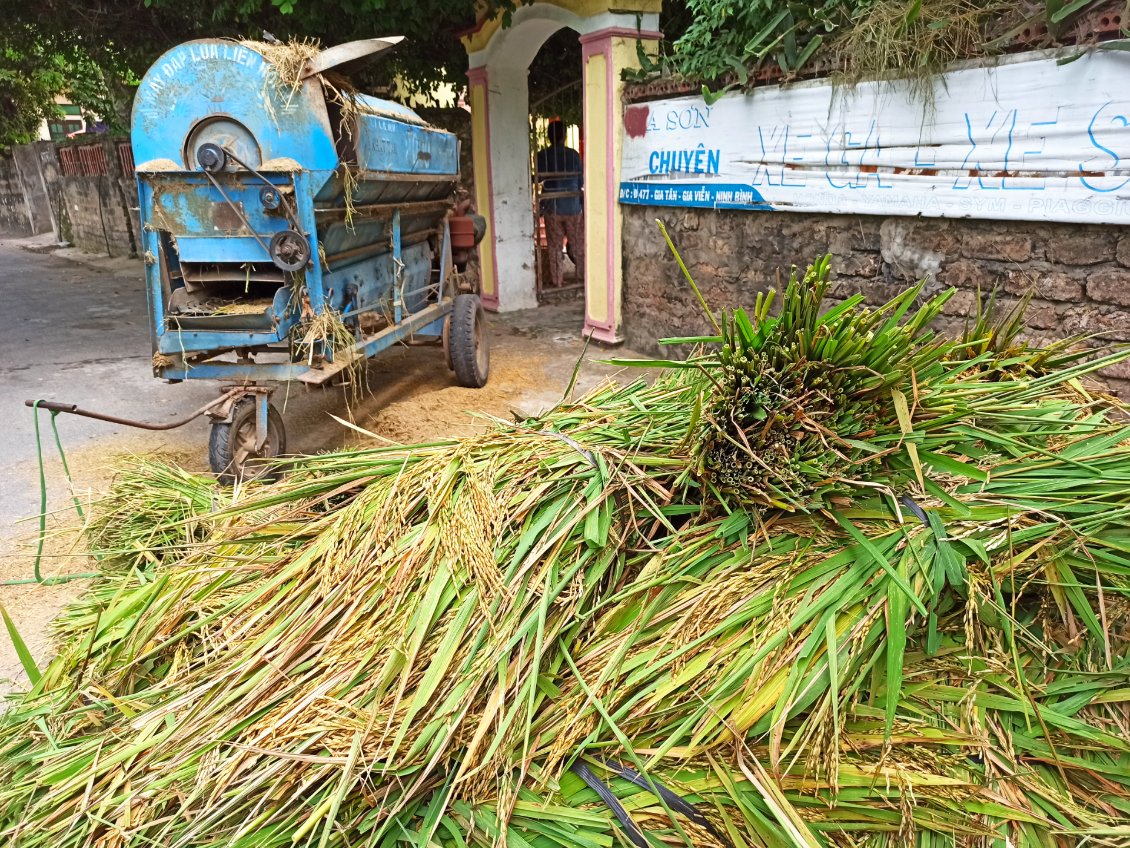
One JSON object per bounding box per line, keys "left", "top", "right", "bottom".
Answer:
{"left": 2, "top": 252, "right": 1128, "bottom": 848}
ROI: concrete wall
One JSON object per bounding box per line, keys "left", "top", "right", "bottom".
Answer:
{"left": 0, "top": 146, "right": 56, "bottom": 236}
{"left": 54, "top": 173, "right": 136, "bottom": 257}
{"left": 0, "top": 155, "right": 32, "bottom": 235}
{"left": 1, "top": 144, "right": 61, "bottom": 237}
{"left": 11, "top": 145, "right": 55, "bottom": 235}
{"left": 622, "top": 207, "right": 1130, "bottom": 396}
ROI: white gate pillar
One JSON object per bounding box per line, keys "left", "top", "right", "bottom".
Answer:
{"left": 579, "top": 22, "right": 660, "bottom": 342}
{"left": 466, "top": 62, "right": 538, "bottom": 312}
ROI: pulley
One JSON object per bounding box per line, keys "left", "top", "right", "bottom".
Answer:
{"left": 269, "top": 230, "right": 310, "bottom": 272}
{"left": 260, "top": 186, "right": 282, "bottom": 211}
{"left": 196, "top": 143, "right": 228, "bottom": 173}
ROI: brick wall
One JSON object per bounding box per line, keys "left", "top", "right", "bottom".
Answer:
{"left": 622, "top": 207, "right": 1130, "bottom": 396}
{"left": 47, "top": 138, "right": 137, "bottom": 257}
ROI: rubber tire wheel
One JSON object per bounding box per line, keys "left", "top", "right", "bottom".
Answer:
{"left": 449, "top": 294, "right": 489, "bottom": 388}
{"left": 209, "top": 398, "right": 286, "bottom": 484}
{"left": 442, "top": 315, "right": 454, "bottom": 371}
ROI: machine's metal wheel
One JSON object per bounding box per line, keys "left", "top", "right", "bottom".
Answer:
{"left": 449, "top": 294, "right": 489, "bottom": 388}
{"left": 209, "top": 398, "right": 286, "bottom": 484}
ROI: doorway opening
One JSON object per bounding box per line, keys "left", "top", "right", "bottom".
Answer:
{"left": 528, "top": 28, "right": 584, "bottom": 301}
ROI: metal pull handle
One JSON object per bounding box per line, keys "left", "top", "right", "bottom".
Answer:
{"left": 25, "top": 400, "right": 79, "bottom": 414}
{"left": 24, "top": 389, "right": 244, "bottom": 431}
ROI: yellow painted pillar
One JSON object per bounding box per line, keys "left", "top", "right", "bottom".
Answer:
{"left": 466, "top": 66, "right": 499, "bottom": 310}
{"left": 580, "top": 26, "right": 661, "bottom": 343}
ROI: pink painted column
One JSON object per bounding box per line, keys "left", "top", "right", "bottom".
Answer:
{"left": 579, "top": 27, "right": 662, "bottom": 343}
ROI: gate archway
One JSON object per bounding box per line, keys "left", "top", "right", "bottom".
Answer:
{"left": 461, "top": 0, "right": 661, "bottom": 342}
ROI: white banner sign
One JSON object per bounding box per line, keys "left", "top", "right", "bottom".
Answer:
{"left": 619, "top": 50, "right": 1130, "bottom": 223}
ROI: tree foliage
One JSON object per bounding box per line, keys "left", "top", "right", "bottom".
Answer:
{"left": 0, "top": 19, "right": 131, "bottom": 149}
{"left": 671, "top": 1, "right": 843, "bottom": 82}
{"left": 5, "top": 0, "right": 1119, "bottom": 148}
{"left": 1, "top": 0, "right": 491, "bottom": 145}
{"left": 0, "top": 30, "right": 66, "bottom": 149}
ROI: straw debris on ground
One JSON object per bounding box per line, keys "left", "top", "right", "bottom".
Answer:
{"left": 1, "top": 234, "right": 1129, "bottom": 848}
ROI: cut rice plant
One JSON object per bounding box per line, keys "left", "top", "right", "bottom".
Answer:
{"left": 680, "top": 256, "right": 956, "bottom": 510}
{"left": 240, "top": 37, "right": 321, "bottom": 92}
{"left": 85, "top": 460, "right": 223, "bottom": 572}
{"left": 1, "top": 242, "right": 1128, "bottom": 848}
{"left": 839, "top": 0, "right": 1010, "bottom": 89}
{"left": 296, "top": 302, "right": 367, "bottom": 407}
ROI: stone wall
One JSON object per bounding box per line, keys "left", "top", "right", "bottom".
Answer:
{"left": 622, "top": 207, "right": 1130, "bottom": 396}
{"left": 0, "top": 154, "right": 32, "bottom": 235}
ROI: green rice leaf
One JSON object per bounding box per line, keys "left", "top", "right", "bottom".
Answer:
{"left": 0, "top": 601, "right": 39, "bottom": 686}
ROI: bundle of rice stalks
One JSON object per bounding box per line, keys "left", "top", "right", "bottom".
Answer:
{"left": 531, "top": 428, "right": 1130, "bottom": 842}
{"left": 1, "top": 246, "right": 1128, "bottom": 848}
{"left": 85, "top": 461, "right": 221, "bottom": 572}
{"left": 679, "top": 255, "right": 953, "bottom": 509}
{"left": 239, "top": 38, "right": 322, "bottom": 91}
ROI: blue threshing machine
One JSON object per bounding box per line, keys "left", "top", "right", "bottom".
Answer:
{"left": 30, "top": 37, "right": 490, "bottom": 481}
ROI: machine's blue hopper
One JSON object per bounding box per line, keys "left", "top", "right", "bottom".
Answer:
{"left": 129, "top": 37, "right": 489, "bottom": 480}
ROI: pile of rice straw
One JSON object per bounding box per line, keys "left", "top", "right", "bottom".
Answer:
{"left": 2, "top": 234, "right": 1128, "bottom": 848}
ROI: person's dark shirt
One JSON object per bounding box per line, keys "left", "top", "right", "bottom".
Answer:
{"left": 536, "top": 144, "right": 583, "bottom": 216}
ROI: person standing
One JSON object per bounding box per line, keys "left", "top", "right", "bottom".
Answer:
{"left": 536, "top": 120, "right": 584, "bottom": 287}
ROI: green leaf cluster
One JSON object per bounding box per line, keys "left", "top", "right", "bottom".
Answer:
{"left": 0, "top": 20, "right": 136, "bottom": 149}
{"left": 2, "top": 0, "right": 506, "bottom": 145}
{"left": 634, "top": 0, "right": 1118, "bottom": 94}
{"left": 671, "top": 0, "right": 841, "bottom": 82}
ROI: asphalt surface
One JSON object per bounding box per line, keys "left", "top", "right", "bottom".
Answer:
{"left": 0, "top": 236, "right": 391, "bottom": 690}
{"left": 0, "top": 236, "right": 352, "bottom": 561}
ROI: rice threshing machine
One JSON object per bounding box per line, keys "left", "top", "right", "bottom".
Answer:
{"left": 28, "top": 37, "right": 490, "bottom": 481}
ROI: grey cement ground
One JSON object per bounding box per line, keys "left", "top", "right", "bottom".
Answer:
{"left": 0, "top": 235, "right": 641, "bottom": 692}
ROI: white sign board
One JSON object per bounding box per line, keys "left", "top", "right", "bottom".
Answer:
{"left": 619, "top": 50, "right": 1130, "bottom": 223}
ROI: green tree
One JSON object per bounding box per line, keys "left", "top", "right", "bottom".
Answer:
{"left": 0, "top": 33, "right": 66, "bottom": 149}
{"left": 0, "top": 0, "right": 497, "bottom": 140}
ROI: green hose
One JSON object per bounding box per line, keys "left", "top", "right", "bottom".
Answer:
{"left": 1, "top": 402, "right": 99, "bottom": 586}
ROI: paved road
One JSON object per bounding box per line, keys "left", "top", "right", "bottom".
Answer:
{"left": 0, "top": 237, "right": 364, "bottom": 539}
{"left": 0, "top": 240, "right": 203, "bottom": 533}
{"left": 0, "top": 236, "right": 357, "bottom": 688}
